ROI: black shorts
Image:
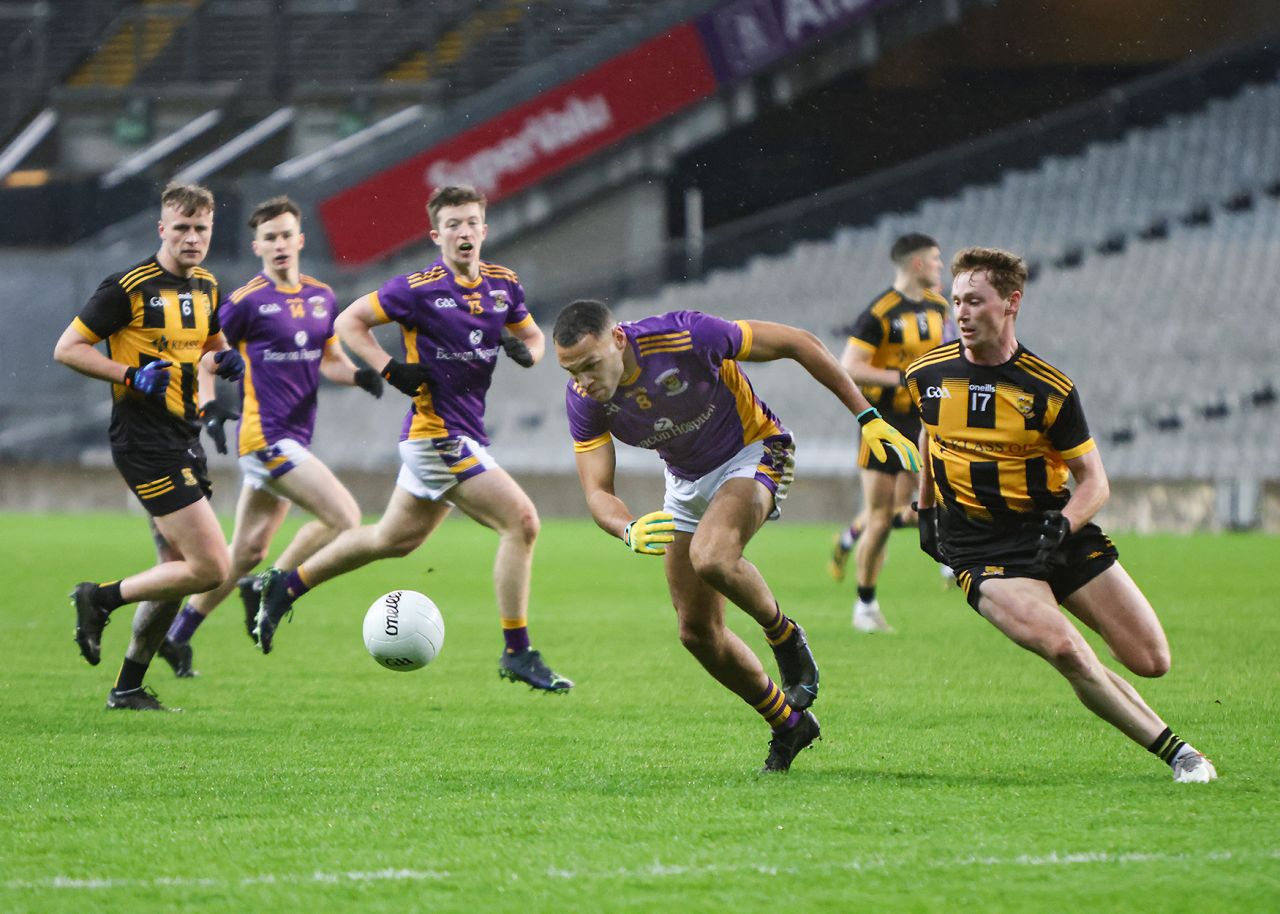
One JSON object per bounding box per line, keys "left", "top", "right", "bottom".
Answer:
{"left": 857, "top": 410, "right": 921, "bottom": 474}
{"left": 940, "top": 511, "right": 1119, "bottom": 612}
{"left": 112, "top": 444, "right": 212, "bottom": 517}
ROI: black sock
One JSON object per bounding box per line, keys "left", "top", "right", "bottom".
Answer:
{"left": 891, "top": 514, "right": 909, "bottom": 529}
{"left": 114, "top": 657, "right": 148, "bottom": 693}
{"left": 1147, "top": 727, "right": 1186, "bottom": 766}
{"left": 857, "top": 585, "right": 876, "bottom": 603}
{"left": 96, "top": 581, "right": 126, "bottom": 611}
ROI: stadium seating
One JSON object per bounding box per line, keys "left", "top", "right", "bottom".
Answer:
{"left": 392, "top": 74, "right": 1280, "bottom": 480}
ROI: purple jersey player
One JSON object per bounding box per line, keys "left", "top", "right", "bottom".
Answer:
{"left": 252, "top": 185, "right": 573, "bottom": 693}
{"left": 155, "top": 196, "right": 384, "bottom": 679}
{"left": 554, "top": 300, "right": 920, "bottom": 772}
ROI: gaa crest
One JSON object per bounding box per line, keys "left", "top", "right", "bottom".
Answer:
{"left": 656, "top": 368, "right": 688, "bottom": 396}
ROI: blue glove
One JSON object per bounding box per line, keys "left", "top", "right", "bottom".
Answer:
{"left": 124, "top": 360, "right": 172, "bottom": 397}
{"left": 213, "top": 348, "right": 244, "bottom": 381}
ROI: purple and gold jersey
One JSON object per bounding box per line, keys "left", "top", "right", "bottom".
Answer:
{"left": 566, "top": 311, "right": 790, "bottom": 480}
{"left": 372, "top": 259, "right": 533, "bottom": 444}
{"left": 219, "top": 272, "right": 337, "bottom": 456}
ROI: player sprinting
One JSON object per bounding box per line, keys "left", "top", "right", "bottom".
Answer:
{"left": 155, "top": 196, "right": 384, "bottom": 677}
{"left": 252, "top": 185, "right": 573, "bottom": 692}
{"left": 553, "top": 300, "right": 920, "bottom": 772}
{"left": 829, "top": 233, "right": 950, "bottom": 632}
{"left": 52, "top": 182, "right": 244, "bottom": 710}
{"left": 908, "top": 247, "right": 1216, "bottom": 783}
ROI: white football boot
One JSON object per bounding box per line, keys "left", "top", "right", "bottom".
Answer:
{"left": 852, "top": 599, "right": 894, "bottom": 633}
{"left": 1171, "top": 749, "right": 1218, "bottom": 783}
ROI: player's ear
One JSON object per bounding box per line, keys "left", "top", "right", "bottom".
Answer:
{"left": 612, "top": 325, "right": 626, "bottom": 349}
{"left": 297, "top": 232, "right": 305, "bottom": 252}
{"left": 1006, "top": 290, "right": 1022, "bottom": 316}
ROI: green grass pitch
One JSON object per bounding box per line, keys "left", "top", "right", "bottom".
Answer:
{"left": 1, "top": 512, "right": 1277, "bottom": 912}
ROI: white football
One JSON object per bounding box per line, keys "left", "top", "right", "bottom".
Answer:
{"left": 362, "top": 590, "right": 445, "bottom": 672}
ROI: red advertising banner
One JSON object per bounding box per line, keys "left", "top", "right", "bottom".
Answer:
{"left": 319, "top": 24, "right": 718, "bottom": 266}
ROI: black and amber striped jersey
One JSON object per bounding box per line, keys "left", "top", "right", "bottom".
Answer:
{"left": 905, "top": 341, "right": 1096, "bottom": 523}
{"left": 846, "top": 287, "right": 950, "bottom": 416}
{"left": 72, "top": 257, "right": 220, "bottom": 451}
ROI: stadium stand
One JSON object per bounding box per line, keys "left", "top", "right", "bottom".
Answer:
{"left": 443, "top": 71, "right": 1280, "bottom": 484}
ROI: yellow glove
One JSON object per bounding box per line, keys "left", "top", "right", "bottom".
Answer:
{"left": 857, "top": 408, "right": 921, "bottom": 472}
{"left": 622, "top": 510, "right": 676, "bottom": 556}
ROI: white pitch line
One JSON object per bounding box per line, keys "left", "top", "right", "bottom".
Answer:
{"left": 5, "top": 869, "right": 447, "bottom": 892}
{"left": 6, "top": 850, "right": 1278, "bottom": 892}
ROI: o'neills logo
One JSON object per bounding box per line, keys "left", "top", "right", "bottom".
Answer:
{"left": 425, "top": 94, "right": 613, "bottom": 193}
{"left": 383, "top": 591, "right": 402, "bottom": 636}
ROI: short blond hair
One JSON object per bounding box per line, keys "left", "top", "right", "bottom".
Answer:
{"left": 160, "top": 181, "right": 214, "bottom": 216}
{"left": 951, "top": 247, "right": 1028, "bottom": 299}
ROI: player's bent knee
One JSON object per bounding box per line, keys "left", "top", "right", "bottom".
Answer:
{"left": 688, "top": 542, "right": 734, "bottom": 584}
{"left": 235, "top": 542, "right": 270, "bottom": 568}
{"left": 1042, "top": 637, "right": 1094, "bottom": 680}
{"left": 512, "top": 508, "right": 539, "bottom": 546}
{"left": 1127, "top": 648, "right": 1171, "bottom": 679}
{"left": 677, "top": 621, "right": 719, "bottom": 656}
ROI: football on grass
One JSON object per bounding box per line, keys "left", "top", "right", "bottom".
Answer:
{"left": 362, "top": 590, "right": 445, "bottom": 672}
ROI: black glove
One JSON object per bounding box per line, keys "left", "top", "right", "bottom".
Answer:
{"left": 354, "top": 367, "right": 383, "bottom": 398}
{"left": 1031, "top": 510, "right": 1071, "bottom": 573}
{"left": 913, "top": 502, "right": 945, "bottom": 563}
{"left": 199, "top": 400, "right": 240, "bottom": 455}
{"left": 381, "top": 359, "right": 431, "bottom": 398}
{"left": 213, "top": 348, "right": 245, "bottom": 382}
{"left": 500, "top": 329, "right": 534, "bottom": 368}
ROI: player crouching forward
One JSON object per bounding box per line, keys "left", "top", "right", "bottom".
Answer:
{"left": 554, "top": 301, "right": 920, "bottom": 772}
{"left": 908, "top": 247, "right": 1216, "bottom": 783}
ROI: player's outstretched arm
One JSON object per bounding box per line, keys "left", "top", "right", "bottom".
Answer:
{"left": 742, "top": 320, "right": 921, "bottom": 471}
{"left": 573, "top": 439, "right": 673, "bottom": 555}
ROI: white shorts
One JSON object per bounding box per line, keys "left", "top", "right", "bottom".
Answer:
{"left": 663, "top": 438, "right": 796, "bottom": 534}
{"left": 396, "top": 435, "right": 497, "bottom": 502}
{"left": 239, "top": 438, "right": 312, "bottom": 494}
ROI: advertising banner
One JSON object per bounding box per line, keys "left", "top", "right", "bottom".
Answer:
{"left": 320, "top": 24, "right": 717, "bottom": 266}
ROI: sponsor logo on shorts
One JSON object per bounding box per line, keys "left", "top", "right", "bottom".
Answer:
{"left": 181, "top": 468, "right": 198, "bottom": 487}
{"left": 1087, "top": 550, "right": 1104, "bottom": 560}
{"left": 981, "top": 565, "right": 1005, "bottom": 576}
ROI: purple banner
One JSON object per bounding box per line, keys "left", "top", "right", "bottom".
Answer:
{"left": 696, "top": 0, "right": 893, "bottom": 83}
